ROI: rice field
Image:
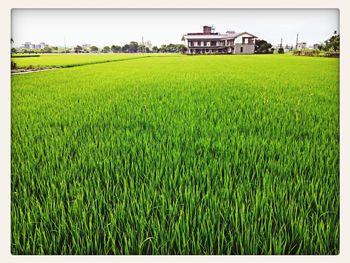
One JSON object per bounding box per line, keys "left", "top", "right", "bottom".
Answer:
{"left": 11, "top": 54, "right": 339, "bottom": 255}
{"left": 11, "top": 53, "right": 151, "bottom": 68}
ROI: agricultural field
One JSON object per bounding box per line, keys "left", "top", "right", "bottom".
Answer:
{"left": 11, "top": 53, "right": 151, "bottom": 69}
{"left": 11, "top": 54, "right": 339, "bottom": 255}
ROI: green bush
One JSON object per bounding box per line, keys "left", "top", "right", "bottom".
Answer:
{"left": 324, "top": 51, "right": 340, "bottom": 58}
{"left": 11, "top": 61, "right": 17, "bottom": 69}
{"left": 293, "top": 49, "right": 321, "bottom": 57}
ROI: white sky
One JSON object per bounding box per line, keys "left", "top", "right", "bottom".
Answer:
{"left": 11, "top": 9, "right": 339, "bottom": 48}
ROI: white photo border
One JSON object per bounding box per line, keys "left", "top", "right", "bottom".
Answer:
{"left": 1, "top": 1, "right": 349, "bottom": 262}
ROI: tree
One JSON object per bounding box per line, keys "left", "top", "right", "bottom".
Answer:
{"left": 159, "top": 44, "right": 167, "bottom": 53}
{"left": 122, "top": 44, "right": 130, "bottom": 53}
{"left": 90, "top": 46, "right": 99, "bottom": 52}
{"left": 254, "top": 39, "right": 272, "bottom": 54}
{"left": 325, "top": 34, "right": 339, "bottom": 52}
{"left": 42, "top": 46, "right": 52, "bottom": 53}
{"left": 74, "top": 45, "right": 83, "bottom": 53}
{"left": 167, "top": 44, "right": 177, "bottom": 52}
{"left": 152, "top": 46, "right": 159, "bottom": 53}
{"left": 138, "top": 44, "right": 146, "bottom": 53}
{"left": 179, "top": 44, "right": 187, "bottom": 54}
{"left": 102, "top": 46, "right": 111, "bottom": 53}
{"left": 319, "top": 43, "right": 325, "bottom": 51}
{"left": 278, "top": 47, "right": 284, "bottom": 54}
{"left": 128, "top": 41, "right": 139, "bottom": 53}
{"left": 111, "top": 45, "right": 121, "bottom": 53}
{"left": 11, "top": 47, "right": 17, "bottom": 54}
{"left": 157, "top": 44, "right": 186, "bottom": 53}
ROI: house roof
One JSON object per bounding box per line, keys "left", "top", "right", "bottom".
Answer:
{"left": 182, "top": 32, "right": 258, "bottom": 41}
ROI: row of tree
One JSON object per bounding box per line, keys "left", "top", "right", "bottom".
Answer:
{"left": 254, "top": 33, "right": 340, "bottom": 55}
{"left": 11, "top": 40, "right": 187, "bottom": 54}
{"left": 314, "top": 34, "right": 340, "bottom": 52}
{"left": 293, "top": 34, "right": 339, "bottom": 57}
{"left": 254, "top": 40, "right": 286, "bottom": 54}
{"left": 73, "top": 42, "right": 187, "bottom": 54}
{"left": 11, "top": 46, "right": 59, "bottom": 54}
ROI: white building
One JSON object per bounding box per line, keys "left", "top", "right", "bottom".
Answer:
{"left": 22, "top": 42, "right": 46, "bottom": 49}
{"left": 296, "top": 42, "right": 307, "bottom": 50}
{"left": 182, "top": 26, "right": 258, "bottom": 55}
{"left": 23, "top": 42, "right": 31, "bottom": 48}
{"left": 82, "top": 44, "right": 91, "bottom": 49}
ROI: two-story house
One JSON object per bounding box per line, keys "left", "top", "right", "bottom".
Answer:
{"left": 182, "top": 26, "right": 258, "bottom": 55}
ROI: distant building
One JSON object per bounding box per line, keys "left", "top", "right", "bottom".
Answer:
{"left": 182, "top": 26, "right": 258, "bottom": 55}
{"left": 22, "top": 42, "right": 46, "bottom": 49}
{"left": 82, "top": 44, "right": 91, "bottom": 49}
{"left": 296, "top": 42, "right": 307, "bottom": 50}
{"left": 23, "top": 42, "right": 31, "bottom": 48}
{"left": 313, "top": 43, "right": 324, "bottom": 50}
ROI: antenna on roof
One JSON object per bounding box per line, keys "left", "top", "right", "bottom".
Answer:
{"left": 211, "top": 24, "right": 216, "bottom": 33}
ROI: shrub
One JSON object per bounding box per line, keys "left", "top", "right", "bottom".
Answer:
{"left": 324, "top": 51, "right": 340, "bottom": 58}
{"left": 11, "top": 61, "right": 17, "bottom": 69}
{"left": 293, "top": 50, "right": 321, "bottom": 57}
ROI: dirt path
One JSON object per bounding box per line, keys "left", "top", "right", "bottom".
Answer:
{"left": 11, "top": 68, "right": 58, "bottom": 75}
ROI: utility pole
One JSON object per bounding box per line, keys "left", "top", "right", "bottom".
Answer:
{"left": 280, "top": 38, "right": 283, "bottom": 48}
{"left": 64, "top": 37, "right": 67, "bottom": 54}
{"left": 296, "top": 33, "right": 299, "bottom": 50}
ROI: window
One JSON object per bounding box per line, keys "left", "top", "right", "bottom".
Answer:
{"left": 240, "top": 47, "right": 243, "bottom": 53}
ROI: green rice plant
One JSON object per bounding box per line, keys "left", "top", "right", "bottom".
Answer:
{"left": 11, "top": 53, "right": 153, "bottom": 69}
{"left": 11, "top": 54, "right": 339, "bottom": 255}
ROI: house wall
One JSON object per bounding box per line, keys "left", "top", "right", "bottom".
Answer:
{"left": 235, "top": 33, "right": 256, "bottom": 44}
{"left": 183, "top": 39, "right": 191, "bottom": 54}
{"left": 234, "top": 44, "right": 255, "bottom": 54}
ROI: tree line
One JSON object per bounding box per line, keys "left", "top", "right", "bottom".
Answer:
{"left": 11, "top": 40, "right": 187, "bottom": 54}
{"left": 75, "top": 42, "right": 187, "bottom": 54}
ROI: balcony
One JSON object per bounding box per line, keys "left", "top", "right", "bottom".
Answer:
{"left": 189, "top": 41, "right": 225, "bottom": 47}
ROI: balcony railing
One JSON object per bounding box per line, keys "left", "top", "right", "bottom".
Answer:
{"left": 189, "top": 42, "right": 254, "bottom": 47}
{"left": 190, "top": 44, "right": 225, "bottom": 47}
